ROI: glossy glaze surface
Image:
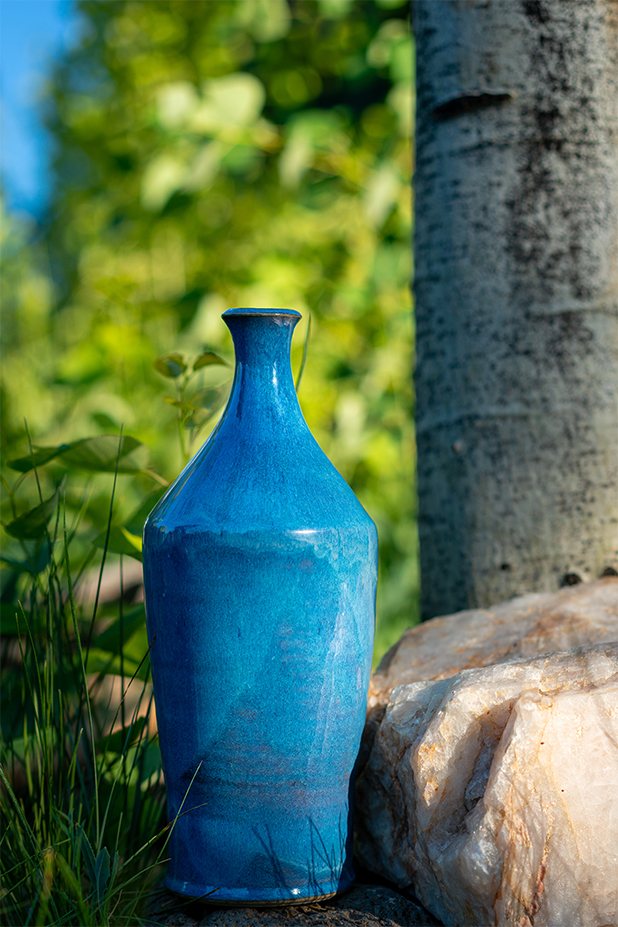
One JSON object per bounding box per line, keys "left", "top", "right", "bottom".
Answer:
{"left": 143, "top": 308, "right": 377, "bottom": 904}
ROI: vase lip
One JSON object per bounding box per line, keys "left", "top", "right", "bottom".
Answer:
{"left": 223, "top": 307, "right": 302, "bottom": 320}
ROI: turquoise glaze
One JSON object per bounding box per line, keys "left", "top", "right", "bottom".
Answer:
{"left": 142, "top": 308, "right": 377, "bottom": 905}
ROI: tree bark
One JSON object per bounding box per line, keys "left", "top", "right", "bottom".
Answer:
{"left": 413, "top": 0, "right": 618, "bottom": 620}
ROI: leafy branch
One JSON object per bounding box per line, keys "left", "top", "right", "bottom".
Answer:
{"left": 154, "top": 350, "right": 230, "bottom": 465}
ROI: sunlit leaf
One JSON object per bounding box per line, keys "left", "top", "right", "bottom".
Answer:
{"left": 279, "top": 109, "right": 346, "bottom": 187}
{"left": 92, "top": 527, "right": 143, "bottom": 562}
{"left": 193, "top": 73, "right": 266, "bottom": 133}
{"left": 141, "top": 154, "right": 186, "bottom": 212}
{"left": 236, "top": 0, "right": 290, "bottom": 43}
{"left": 102, "top": 741, "right": 161, "bottom": 789}
{"left": 163, "top": 397, "right": 193, "bottom": 410}
{"left": 157, "top": 81, "right": 200, "bottom": 129}
{"left": 193, "top": 351, "right": 228, "bottom": 371}
{"left": 121, "top": 527, "right": 142, "bottom": 553}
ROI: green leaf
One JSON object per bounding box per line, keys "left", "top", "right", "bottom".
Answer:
{"left": 94, "top": 604, "right": 145, "bottom": 654}
{"left": 5, "top": 736, "right": 27, "bottom": 763}
{"left": 75, "top": 823, "right": 97, "bottom": 889}
{"left": 102, "top": 740, "right": 162, "bottom": 789}
{"left": 94, "top": 846, "right": 111, "bottom": 908}
{"left": 163, "top": 396, "right": 194, "bottom": 411}
{"left": 0, "top": 602, "right": 19, "bottom": 634}
{"left": 7, "top": 436, "right": 148, "bottom": 475}
{"left": 121, "top": 626, "right": 150, "bottom": 665}
{"left": 0, "top": 601, "right": 45, "bottom": 635}
{"left": 154, "top": 353, "right": 187, "bottom": 378}
{"left": 4, "top": 490, "right": 58, "bottom": 539}
{"left": 0, "top": 544, "right": 52, "bottom": 577}
{"left": 164, "top": 388, "right": 222, "bottom": 414}
{"left": 60, "top": 435, "right": 148, "bottom": 473}
{"left": 91, "top": 412, "right": 119, "bottom": 431}
{"left": 109, "top": 851, "right": 119, "bottom": 906}
{"left": 124, "top": 489, "right": 167, "bottom": 535}
{"left": 7, "top": 445, "right": 69, "bottom": 473}
{"left": 193, "top": 351, "right": 228, "bottom": 371}
{"left": 190, "top": 387, "right": 222, "bottom": 410}
{"left": 95, "top": 718, "right": 148, "bottom": 755}
{"left": 92, "top": 527, "right": 143, "bottom": 561}
{"left": 85, "top": 648, "right": 147, "bottom": 681}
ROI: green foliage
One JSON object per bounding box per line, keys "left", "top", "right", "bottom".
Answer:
{"left": 0, "top": 470, "right": 170, "bottom": 925}
{"left": 154, "top": 349, "right": 230, "bottom": 465}
{"left": 2, "top": 0, "right": 416, "bottom": 660}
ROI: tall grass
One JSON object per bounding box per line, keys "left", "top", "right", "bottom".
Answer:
{"left": 1, "top": 461, "right": 171, "bottom": 925}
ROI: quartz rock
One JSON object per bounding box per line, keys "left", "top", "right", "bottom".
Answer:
{"left": 366, "top": 578, "right": 618, "bottom": 749}
{"left": 356, "top": 642, "right": 618, "bottom": 927}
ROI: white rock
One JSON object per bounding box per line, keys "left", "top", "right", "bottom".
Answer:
{"left": 369, "top": 578, "right": 618, "bottom": 716}
{"left": 356, "top": 642, "right": 618, "bottom": 927}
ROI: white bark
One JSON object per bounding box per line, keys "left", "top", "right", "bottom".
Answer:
{"left": 413, "top": 0, "right": 618, "bottom": 619}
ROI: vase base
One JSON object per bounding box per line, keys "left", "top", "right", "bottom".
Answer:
{"left": 164, "top": 874, "right": 351, "bottom": 907}
{"left": 198, "top": 891, "right": 338, "bottom": 908}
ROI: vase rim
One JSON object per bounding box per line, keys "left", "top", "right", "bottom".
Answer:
{"left": 223, "top": 307, "right": 301, "bottom": 319}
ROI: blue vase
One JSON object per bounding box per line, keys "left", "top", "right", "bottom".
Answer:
{"left": 142, "top": 308, "right": 377, "bottom": 905}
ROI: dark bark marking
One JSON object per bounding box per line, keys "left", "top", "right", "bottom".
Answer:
{"left": 524, "top": 0, "right": 550, "bottom": 25}
{"left": 561, "top": 572, "right": 583, "bottom": 586}
{"left": 431, "top": 92, "right": 515, "bottom": 121}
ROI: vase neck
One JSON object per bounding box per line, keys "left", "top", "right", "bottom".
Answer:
{"left": 222, "top": 308, "right": 303, "bottom": 427}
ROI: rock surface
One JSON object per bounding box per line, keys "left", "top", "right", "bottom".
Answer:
{"left": 363, "top": 578, "right": 618, "bottom": 759}
{"left": 150, "top": 885, "right": 441, "bottom": 926}
{"left": 356, "top": 642, "right": 618, "bottom": 927}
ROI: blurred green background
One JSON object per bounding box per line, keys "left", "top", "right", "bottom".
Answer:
{"left": 1, "top": 0, "right": 417, "bottom": 661}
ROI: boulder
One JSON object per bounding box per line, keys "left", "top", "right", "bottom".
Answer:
{"left": 371, "top": 578, "right": 618, "bottom": 709}
{"left": 356, "top": 642, "right": 618, "bottom": 927}
{"left": 362, "top": 578, "right": 618, "bottom": 764}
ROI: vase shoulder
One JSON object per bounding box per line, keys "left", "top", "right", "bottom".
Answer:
{"left": 146, "top": 421, "right": 373, "bottom": 535}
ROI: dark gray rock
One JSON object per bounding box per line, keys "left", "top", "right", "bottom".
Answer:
{"left": 200, "top": 885, "right": 441, "bottom": 926}
{"left": 148, "top": 884, "right": 442, "bottom": 927}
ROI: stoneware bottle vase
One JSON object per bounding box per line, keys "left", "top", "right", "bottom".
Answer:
{"left": 143, "top": 308, "right": 378, "bottom": 905}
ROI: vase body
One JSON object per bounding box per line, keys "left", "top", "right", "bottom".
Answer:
{"left": 142, "top": 308, "right": 377, "bottom": 905}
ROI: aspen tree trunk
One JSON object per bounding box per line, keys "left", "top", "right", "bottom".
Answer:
{"left": 413, "top": 0, "right": 618, "bottom": 620}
